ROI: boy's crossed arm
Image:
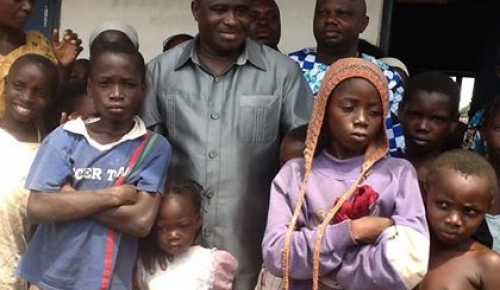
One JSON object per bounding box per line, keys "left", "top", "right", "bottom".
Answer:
{"left": 28, "top": 185, "right": 162, "bottom": 238}
{"left": 92, "top": 190, "right": 162, "bottom": 238}
{"left": 27, "top": 184, "right": 138, "bottom": 224}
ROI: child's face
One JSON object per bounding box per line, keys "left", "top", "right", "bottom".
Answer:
{"left": 4, "top": 61, "right": 55, "bottom": 123}
{"left": 75, "top": 93, "right": 98, "bottom": 119}
{"left": 426, "top": 168, "right": 491, "bottom": 246}
{"left": 324, "top": 78, "right": 383, "bottom": 159}
{"left": 87, "top": 52, "right": 144, "bottom": 123}
{"left": 155, "top": 194, "right": 201, "bottom": 256}
{"left": 68, "top": 60, "right": 90, "bottom": 87}
{"left": 399, "top": 90, "right": 456, "bottom": 154}
{"left": 280, "top": 136, "right": 305, "bottom": 164}
{"left": 482, "top": 111, "right": 500, "bottom": 164}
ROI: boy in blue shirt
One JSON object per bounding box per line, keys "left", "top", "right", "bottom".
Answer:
{"left": 17, "top": 43, "right": 171, "bottom": 290}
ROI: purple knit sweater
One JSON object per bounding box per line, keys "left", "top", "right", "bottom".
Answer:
{"left": 262, "top": 151, "right": 429, "bottom": 290}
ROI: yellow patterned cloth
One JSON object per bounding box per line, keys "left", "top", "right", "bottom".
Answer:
{"left": 0, "top": 31, "right": 57, "bottom": 117}
{"left": 0, "top": 128, "right": 39, "bottom": 290}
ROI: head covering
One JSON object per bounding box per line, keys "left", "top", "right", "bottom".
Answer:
{"left": 281, "top": 58, "right": 389, "bottom": 290}
{"left": 162, "top": 33, "right": 193, "bottom": 52}
{"left": 89, "top": 20, "right": 139, "bottom": 49}
{"left": 379, "top": 57, "right": 410, "bottom": 77}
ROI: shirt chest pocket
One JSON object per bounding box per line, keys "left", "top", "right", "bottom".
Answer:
{"left": 237, "top": 95, "right": 280, "bottom": 144}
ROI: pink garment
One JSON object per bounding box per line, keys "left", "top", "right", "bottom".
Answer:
{"left": 138, "top": 246, "right": 238, "bottom": 290}
{"left": 212, "top": 250, "right": 238, "bottom": 290}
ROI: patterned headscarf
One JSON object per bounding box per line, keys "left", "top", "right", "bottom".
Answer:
{"left": 282, "top": 58, "right": 390, "bottom": 290}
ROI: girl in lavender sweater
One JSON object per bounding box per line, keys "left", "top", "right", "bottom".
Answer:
{"left": 262, "top": 58, "right": 429, "bottom": 290}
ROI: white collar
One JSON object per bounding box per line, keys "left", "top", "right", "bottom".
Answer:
{"left": 63, "top": 116, "right": 147, "bottom": 151}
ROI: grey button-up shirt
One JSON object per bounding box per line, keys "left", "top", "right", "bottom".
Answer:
{"left": 142, "top": 38, "right": 312, "bottom": 289}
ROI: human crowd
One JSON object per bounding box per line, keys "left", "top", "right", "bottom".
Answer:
{"left": 1, "top": 0, "right": 500, "bottom": 289}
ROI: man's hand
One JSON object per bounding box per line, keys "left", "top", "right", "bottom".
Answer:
{"left": 51, "top": 29, "right": 83, "bottom": 67}
{"left": 350, "top": 216, "right": 394, "bottom": 244}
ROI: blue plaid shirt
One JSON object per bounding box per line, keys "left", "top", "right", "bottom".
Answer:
{"left": 289, "top": 47, "right": 405, "bottom": 157}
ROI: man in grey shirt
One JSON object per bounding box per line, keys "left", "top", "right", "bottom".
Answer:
{"left": 141, "top": 0, "right": 312, "bottom": 288}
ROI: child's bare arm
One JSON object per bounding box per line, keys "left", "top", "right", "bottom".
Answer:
{"left": 480, "top": 251, "right": 500, "bottom": 290}
{"left": 27, "top": 185, "right": 138, "bottom": 224}
{"left": 92, "top": 191, "right": 162, "bottom": 237}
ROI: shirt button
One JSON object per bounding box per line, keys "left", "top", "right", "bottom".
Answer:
{"left": 214, "top": 77, "right": 220, "bottom": 83}
{"left": 208, "top": 151, "right": 218, "bottom": 159}
{"left": 204, "top": 227, "right": 212, "bottom": 237}
{"left": 210, "top": 112, "right": 220, "bottom": 120}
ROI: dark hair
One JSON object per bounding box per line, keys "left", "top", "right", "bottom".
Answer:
{"left": 426, "top": 149, "right": 497, "bottom": 200}
{"left": 138, "top": 178, "right": 205, "bottom": 275}
{"left": 358, "top": 39, "right": 386, "bottom": 59}
{"left": 58, "top": 83, "right": 87, "bottom": 117}
{"left": 89, "top": 42, "right": 146, "bottom": 83}
{"left": 482, "top": 96, "right": 500, "bottom": 128}
{"left": 73, "top": 58, "right": 90, "bottom": 67}
{"left": 9, "top": 54, "right": 59, "bottom": 95}
{"left": 315, "top": 0, "right": 367, "bottom": 19}
{"left": 404, "top": 71, "right": 460, "bottom": 117}
{"left": 164, "top": 179, "right": 204, "bottom": 214}
{"left": 284, "top": 124, "right": 308, "bottom": 142}
{"left": 162, "top": 33, "right": 193, "bottom": 52}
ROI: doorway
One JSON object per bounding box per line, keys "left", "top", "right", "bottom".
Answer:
{"left": 383, "top": 0, "right": 500, "bottom": 117}
{"left": 24, "top": 0, "right": 62, "bottom": 38}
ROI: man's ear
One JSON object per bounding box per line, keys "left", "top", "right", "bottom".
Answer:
{"left": 359, "top": 16, "right": 369, "bottom": 34}
{"left": 192, "top": 0, "right": 200, "bottom": 21}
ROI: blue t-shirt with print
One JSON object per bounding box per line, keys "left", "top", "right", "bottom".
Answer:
{"left": 17, "top": 123, "right": 171, "bottom": 290}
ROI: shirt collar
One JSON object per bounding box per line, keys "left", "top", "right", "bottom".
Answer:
{"left": 63, "top": 116, "right": 147, "bottom": 151}
{"left": 314, "top": 150, "right": 364, "bottom": 180}
{"left": 175, "top": 36, "right": 267, "bottom": 72}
